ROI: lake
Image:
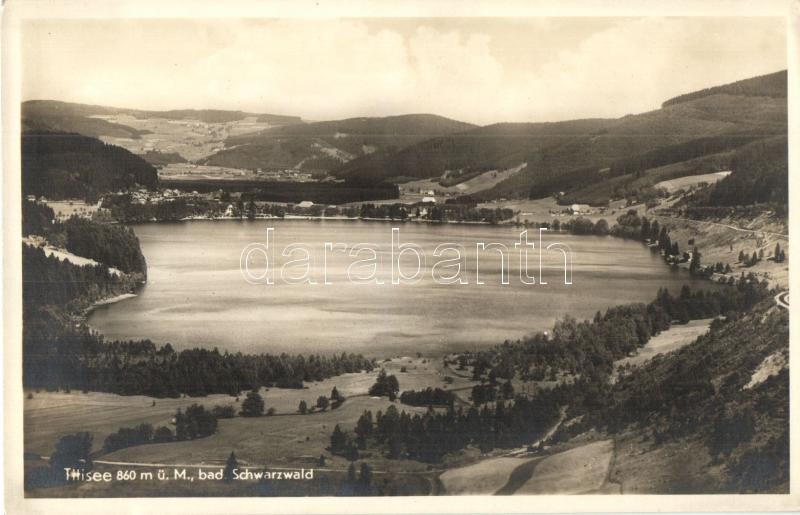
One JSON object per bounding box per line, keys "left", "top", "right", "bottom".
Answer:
{"left": 88, "top": 220, "right": 712, "bottom": 357}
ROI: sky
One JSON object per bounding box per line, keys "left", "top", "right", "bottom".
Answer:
{"left": 22, "top": 17, "right": 786, "bottom": 125}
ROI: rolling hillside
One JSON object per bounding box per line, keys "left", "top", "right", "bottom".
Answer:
{"left": 22, "top": 100, "right": 305, "bottom": 163}
{"left": 22, "top": 100, "right": 302, "bottom": 135}
{"left": 22, "top": 102, "right": 146, "bottom": 140}
{"left": 21, "top": 70, "right": 787, "bottom": 206}
{"left": 591, "top": 298, "right": 788, "bottom": 492}
{"left": 334, "top": 70, "right": 787, "bottom": 202}
{"left": 334, "top": 119, "right": 612, "bottom": 183}
{"left": 201, "top": 114, "right": 476, "bottom": 172}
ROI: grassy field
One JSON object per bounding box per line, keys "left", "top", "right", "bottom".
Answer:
{"left": 439, "top": 456, "right": 532, "bottom": 495}
{"left": 613, "top": 318, "right": 713, "bottom": 380}
{"left": 158, "top": 163, "right": 253, "bottom": 180}
{"left": 24, "top": 356, "right": 476, "bottom": 461}
{"left": 44, "top": 200, "right": 101, "bottom": 221}
{"left": 649, "top": 212, "right": 788, "bottom": 288}
{"left": 96, "top": 114, "right": 272, "bottom": 161}
{"left": 399, "top": 164, "right": 528, "bottom": 198}
{"left": 512, "top": 439, "right": 615, "bottom": 494}
{"left": 654, "top": 171, "right": 731, "bottom": 193}
{"left": 95, "top": 394, "right": 451, "bottom": 483}
{"left": 24, "top": 390, "right": 240, "bottom": 456}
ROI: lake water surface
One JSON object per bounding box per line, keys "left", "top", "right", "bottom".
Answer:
{"left": 89, "top": 220, "right": 711, "bottom": 357}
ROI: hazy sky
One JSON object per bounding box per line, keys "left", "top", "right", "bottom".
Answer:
{"left": 22, "top": 17, "right": 785, "bottom": 125}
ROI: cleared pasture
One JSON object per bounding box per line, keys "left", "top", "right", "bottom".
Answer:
{"left": 101, "top": 395, "right": 433, "bottom": 475}
{"left": 439, "top": 456, "right": 531, "bottom": 495}
{"left": 513, "top": 439, "right": 614, "bottom": 494}
{"left": 613, "top": 318, "right": 713, "bottom": 377}
{"left": 655, "top": 171, "right": 731, "bottom": 193}
{"left": 24, "top": 356, "right": 474, "bottom": 459}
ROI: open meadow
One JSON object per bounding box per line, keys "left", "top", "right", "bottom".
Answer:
{"left": 24, "top": 356, "right": 477, "bottom": 461}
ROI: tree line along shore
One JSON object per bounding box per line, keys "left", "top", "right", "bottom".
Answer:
{"left": 23, "top": 189, "right": 786, "bottom": 493}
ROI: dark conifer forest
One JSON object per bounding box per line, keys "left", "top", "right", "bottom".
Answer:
{"left": 22, "top": 131, "right": 158, "bottom": 201}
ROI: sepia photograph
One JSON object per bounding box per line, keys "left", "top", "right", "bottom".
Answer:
{"left": 3, "top": 0, "right": 797, "bottom": 512}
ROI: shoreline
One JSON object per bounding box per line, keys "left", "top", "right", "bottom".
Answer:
{"left": 65, "top": 216, "right": 757, "bottom": 392}
{"left": 161, "top": 214, "right": 504, "bottom": 226}
{"left": 80, "top": 283, "right": 145, "bottom": 319}
{"left": 91, "top": 292, "right": 138, "bottom": 308}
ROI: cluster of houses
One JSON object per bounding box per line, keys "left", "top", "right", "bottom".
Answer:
{"left": 126, "top": 188, "right": 200, "bottom": 205}
{"left": 254, "top": 169, "right": 315, "bottom": 182}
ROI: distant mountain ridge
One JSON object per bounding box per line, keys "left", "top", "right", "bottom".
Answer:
{"left": 22, "top": 100, "right": 303, "bottom": 140}
{"left": 201, "top": 113, "right": 476, "bottom": 171}
{"left": 21, "top": 69, "right": 787, "bottom": 206}
{"left": 331, "top": 70, "right": 787, "bottom": 203}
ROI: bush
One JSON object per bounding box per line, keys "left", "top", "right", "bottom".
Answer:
{"left": 153, "top": 426, "right": 174, "bottom": 443}
{"left": 103, "top": 423, "right": 154, "bottom": 453}
{"left": 400, "top": 387, "right": 456, "bottom": 407}
{"left": 368, "top": 369, "right": 399, "bottom": 400}
{"left": 176, "top": 404, "right": 218, "bottom": 439}
{"left": 240, "top": 391, "right": 265, "bottom": 417}
{"left": 50, "top": 432, "right": 93, "bottom": 479}
{"left": 212, "top": 405, "right": 236, "bottom": 418}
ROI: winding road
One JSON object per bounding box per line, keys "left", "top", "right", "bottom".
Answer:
{"left": 653, "top": 215, "right": 788, "bottom": 239}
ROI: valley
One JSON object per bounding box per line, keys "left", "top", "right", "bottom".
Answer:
{"left": 19, "top": 68, "right": 790, "bottom": 498}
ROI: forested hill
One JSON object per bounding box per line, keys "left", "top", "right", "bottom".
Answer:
{"left": 584, "top": 297, "right": 788, "bottom": 492}
{"left": 22, "top": 131, "right": 158, "bottom": 200}
{"left": 201, "top": 113, "right": 476, "bottom": 172}
{"left": 662, "top": 70, "right": 787, "bottom": 107}
{"left": 680, "top": 136, "right": 788, "bottom": 215}
{"left": 331, "top": 70, "right": 787, "bottom": 202}
{"left": 332, "top": 118, "right": 612, "bottom": 183}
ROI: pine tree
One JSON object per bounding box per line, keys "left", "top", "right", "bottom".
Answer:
{"left": 223, "top": 451, "right": 238, "bottom": 482}
{"left": 175, "top": 409, "right": 188, "bottom": 440}
{"left": 690, "top": 246, "right": 701, "bottom": 274}
{"left": 298, "top": 400, "right": 307, "bottom": 414}
{"left": 640, "top": 218, "right": 650, "bottom": 241}
{"left": 355, "top": 411, "right": 373, "bottom": 449}
{"left": 240, "top": 390, "right": 265, "bottom": 417}
{"left": 650, "top": 220, "right": 660, "bottom": 241}
{"left": 50, "top": 432, "right": 93, "bottom": 479}
{"left": 358, "top": 462, "right": 373, "bottom": 493}
{"left": 330, "top": 424, "right": 346, "bottom": 453}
